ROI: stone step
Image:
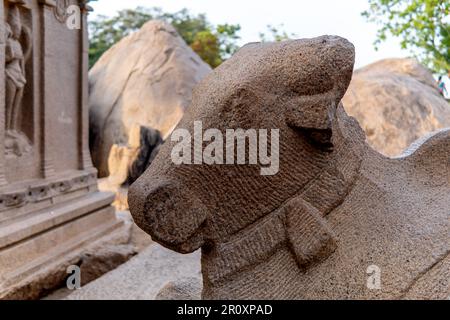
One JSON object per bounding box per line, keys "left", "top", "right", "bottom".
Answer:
{"left": 0, "top": 192, "right": 127, "bottom": 300}
{"left": 60, "top": 244, "right": 201, "bottom": 300}
{"left": 0, "top": 191, "right": 115, "bottom": 248}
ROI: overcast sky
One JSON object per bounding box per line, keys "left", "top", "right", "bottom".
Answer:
{"left": 92, "top": 0, "right": 409, "bottom": 67}
{"left": 90, "top": 0, "right": 411, "bottom": 69}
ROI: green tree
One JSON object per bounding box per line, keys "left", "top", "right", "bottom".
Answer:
{"left": 190, "top": 31, "right": 222, "bottom": 68}
{"left": 88, "top": 7, "right": 153, "bottom": 67}
{"left": 259, "top": 24, "right": 296, "bottom": 42}
{"left": 362, "top": 0, "right": 450, "bottom": 73}
{"left": 88, "top": 7, "right": 241, "bottom": 68}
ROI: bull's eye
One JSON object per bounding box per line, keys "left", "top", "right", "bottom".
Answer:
{"left": 300, "top": 128, "right": 334, "bottom": 152}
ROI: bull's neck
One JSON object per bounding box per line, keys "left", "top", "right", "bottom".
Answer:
{"left": 300, "top": 107, "right": 366, "bottom": 216}
{"left": 201, "top": 106, "right": 367, "bottom": 297}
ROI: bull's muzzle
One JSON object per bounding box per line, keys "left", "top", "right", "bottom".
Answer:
{"left": 129, "top": 178, "right": 207, "bottom": 253}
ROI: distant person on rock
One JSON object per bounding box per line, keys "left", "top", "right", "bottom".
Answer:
{"left": 437, "top": 75, "right": 448, "bottom": 97}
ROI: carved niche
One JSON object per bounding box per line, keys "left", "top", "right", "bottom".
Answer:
{"left": 4, "top": 0, "right": 33, "bottom": 158}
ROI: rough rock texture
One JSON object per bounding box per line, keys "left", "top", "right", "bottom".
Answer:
{"left": 61, "top": 244, "right": 201, "bottom": 300}
{"left": 98, "top": 125, "right": 163, "bottom": 210}
{"left": 129, "top": 36, "right": 450, "bottom": 300}
{"left": 78, "top": 244, "right": 137, "bottom": 286}
{"left": 107, "top": 125, "right": 163, "bottom": 188}
{"left": 343, "top": 58, "right": 450, "bottom": 157}
{"left": 125, "top": 127, "right": 163, "bottom": 186}
{"left": 155, "top": 277, "right": 202, "bottom": 300}
{"left": 89, "top": 20, "right": 211, "bottom": 178}
{"left": 43, "top": 212, "right": 151, "bottom": 300}
{"left": 116, "top": 211, "right": 153, "bottom": 252}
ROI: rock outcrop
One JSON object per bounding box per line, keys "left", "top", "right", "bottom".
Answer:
{"left": 89, "top": 20, "right": 211, "bottom": 178}
{"left": 98, "top": 124, "right": 163, "bottom": 210}
{"left": 155, "top": 278, "right": 202, "bottom": 300}
{"left": 343, "top": 58, "right": 450, "bottom": 157}
{"left": 78, "top": 244, "right": 137, "bottom": 286}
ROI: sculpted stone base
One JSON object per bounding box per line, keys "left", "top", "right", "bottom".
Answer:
{"left": 0, "top": 191, "right": 129, "bottom": 300}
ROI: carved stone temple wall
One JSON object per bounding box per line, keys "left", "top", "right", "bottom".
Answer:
{"left": 0, "top": 0, "right": 126, "bottom": 299}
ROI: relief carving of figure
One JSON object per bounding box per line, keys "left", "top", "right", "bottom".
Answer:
{"left": 4, "top": 0, "right": 32, "bottom": 157}
{"left": 54, "top": 0, "right": 69, "bottom": 23}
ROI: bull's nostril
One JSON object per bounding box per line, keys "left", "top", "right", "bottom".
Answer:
{"left": 136, "top": 178, "right": 207, "bottom": 253}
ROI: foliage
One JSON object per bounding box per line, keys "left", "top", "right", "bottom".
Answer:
{"left": 259, "top": 24, "right": 296, "bottom": 42}
{"left": 88, "top": 7, "right": 241, "bottom": 68}
{"left": 362, "top": 0, "right": 450, "bottom": 73}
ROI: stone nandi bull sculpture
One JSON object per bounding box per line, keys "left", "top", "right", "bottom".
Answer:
{"left": 129, "top": 36, "right": 450, "bottom": 299}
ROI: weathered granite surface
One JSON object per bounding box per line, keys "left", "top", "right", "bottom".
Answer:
{"left": 89, "top": 20, "right": 211, "bottom": 178}
{"left": 61, "top": 244, "right": 200, "bottom": 300}
{"left": 129, "top": 36, "right": 450, "bottom": 299}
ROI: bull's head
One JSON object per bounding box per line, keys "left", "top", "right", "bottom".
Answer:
{"left": 129, "top": 36, "right": 357, "bottom": 257}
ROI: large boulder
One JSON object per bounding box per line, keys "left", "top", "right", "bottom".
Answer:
{"left": 343, "top": 58, "right": 450, "bottom": 157}
{"left": 98, "top": 125, "right": 163, "bottom": 211}
{"left": 89, "top": 20, "right": 212, "bottom": 177}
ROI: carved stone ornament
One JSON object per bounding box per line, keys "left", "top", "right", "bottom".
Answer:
{"left": 53, "top": 0, "right": 69, "bottom": 23}
{"left": 4, "top": 0, "right": 33, "bottom": 157}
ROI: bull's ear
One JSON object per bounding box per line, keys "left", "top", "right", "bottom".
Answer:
{"left": 283, "top": 198, "right": 337, "bottom": 271}
{"left": 285, "top": 90, "right": 337, "bottom": 131}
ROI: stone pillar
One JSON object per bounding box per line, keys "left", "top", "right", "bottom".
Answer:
{"left": 79, "top": 1, "right": 94, "bottom": 171}
{"left": 0, "top": 0, "right": 128, "bottom": 300}
{"left": 40, "top": 0, "right": 56, "bottom": 179}
{"left": 0, "top": 2, "right": 6, "bottom": 187}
